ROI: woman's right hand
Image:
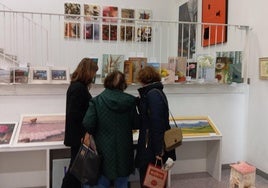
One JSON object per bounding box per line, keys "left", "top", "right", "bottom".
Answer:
{"left": 83, "top": 132, "right": 91, "bottom": 147}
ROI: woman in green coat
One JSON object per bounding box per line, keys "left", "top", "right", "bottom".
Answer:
{"left": 83, "top": 70, "right": 138, "bottom": 188}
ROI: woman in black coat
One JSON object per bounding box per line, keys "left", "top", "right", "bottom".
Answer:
{"left": 135, "top": 66, "right": 176, "bottom": 187}
{"left": 61, "top": 58, "right": 98, "bottom": 188}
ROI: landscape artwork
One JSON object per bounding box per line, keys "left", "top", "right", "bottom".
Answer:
{"left": 50, "top": 67, "right": 70, "bottom": 84}
{"left": 171, "top": 116, "right": 221, "bottom": 137}
{"left": 14, "top": 114, "right": 65, "bottom": 146}
{"left": 102, "top": 54, "right": 124, "bottom": 81}
{"left": 0, "top": 122, "right": 18, "bottom": 147}
{"left": 30, "top": 67, "right": 50, "bottom": 84}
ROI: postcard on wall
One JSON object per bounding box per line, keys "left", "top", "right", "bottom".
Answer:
{"left": 14, "top": 114, "right": 65, "bottom": 147}
{"left": 171, "top": 116, "right": 221, "bottom": 137}
{"left": 136, "top": 9, "right": 152, "bottom": 20}
{"left": 10, "top": 67, "right": 29, "bottom": 84}
{"left": 169, "top": 56, "right": 187, "bottom": 82}
{"left": 101, "top": 54, "right": 125, "bottom": 81}
{"left": 136, "top": 26, "right": 152, "bottom": 42}
{"left": 29, "top": 66, "right": 50, "bottom": 84}
{"left": 64, "top": 22, "right": 80, "bottom": 39}
{"left": 50, "top": 67, "right": 70, "bottom": 84}
{"left": 120, "top": 26, "right": 135, "bottom": 42}
{"left": 83, "top": 23, "right": 100, "bottom": 40}
{"left": 64, "top": 3, "right": 81, "bottom": 21}
{"left": 102, "top": 6, "right": 118, "bottom": 23}
{"left": 0, "top": 122, "right": 18, "bottom": 147}
{"left": 160, "top": 62, "right": 176, "bottom": 84}
{"left": 84, "top": 4, "right": 100, "bottom": 21}
{"left": 128, "top": 57, "right": 147, "bottom": 83}
{"left": 102, "top": 24, "right": 117, "bottom": 41}
{"left": 121, "top": 8, "right": 135, "bottom": 23}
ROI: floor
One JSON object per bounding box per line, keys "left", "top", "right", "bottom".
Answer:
{"left": 130, "top": 169, "right": 268, "bottom": 188}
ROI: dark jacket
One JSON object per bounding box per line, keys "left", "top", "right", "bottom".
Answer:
{"left": 135, "top": 82, "right": 176, "bottom": 168}
{"left": 83, "top": 88, "right": 138, "bottom": 180}
{"left": 64, "top": 81, "right": 91, "bottom": 147}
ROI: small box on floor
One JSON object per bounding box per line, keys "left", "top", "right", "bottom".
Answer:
{"left": 229, "top": 161, "right": 256, "bottom": 188}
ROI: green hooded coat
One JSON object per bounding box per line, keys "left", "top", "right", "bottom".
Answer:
{"left": 83, "top": 88, "right": 137, "bottom": 180}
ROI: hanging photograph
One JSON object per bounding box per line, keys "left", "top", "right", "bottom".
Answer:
{"left": 83, "top": 23, "right": 100, "bottom": 40}
{"left": 120, "top": 26, "right": 135, "bottom": 41}
{"left": 64, "top": 3, "right": 81, "bottom": 20}
{"left": 84, "top": 4, "right": 100, "bottom": 21}
{"left": 121, "top": 8, "right": 135, "bottom": 23}
{"left": 202, "top": 0, "right": 228, "bottom": 47}
{"left": 259, "top": 57, "right": 268, "bottom": 80}
{"left": 0, "top": 122, "right": 18, "bottom": 147}
{"left": 102, "top": 24, "right": 117, "bottom": 41}
{"left": 136, "top": 9, "right": 152, "bottom": 20}
{"left": 10, "top": 67, "right": 29, "bottom": 84}
{"left": 14, "top": 114, "right": 65, "bottom": 147}
{"left": 29, "top": 67, "right": 50, "bottom": 84}
{"left": 171, "top": 116, "right": 221, "bottom": 137}
{"left": 102, "top": 6, "right": 118, "bottom": 23}
{"left": 50, "top": 67, "right": 70, "bottom": 84}
{"left": 136, "top": 26, "right": 152, "bottom": 42}
{"left": 64, "top": 22, "right": 80, "bottom": 39}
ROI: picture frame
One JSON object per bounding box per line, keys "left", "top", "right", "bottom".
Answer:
{"left": 64, "top": 3, "right": 81, "bottom": 21}
{"left": 29, "top": 66, "right": 50, "bottom": 84}
{"left": 124, "top": 60, "right": 133, "bottom": 84}
{"left": 202, "top": 0, "right": 228, "bottom": 47}
{"left": 171, "top": 116, "right": 221, "bottom": 137}
{"left": 13, "top": 114, "right": 65, "bottom": 147}
{"left": 0, "top": 122, "right": 18, "bottom": 147}
{"left": 50, "top": 67, "right": 70, "bottom": 84}
{"left": 259, "top": 57, "right": 268, "bottom": 79}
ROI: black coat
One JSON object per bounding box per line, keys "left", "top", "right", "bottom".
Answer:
{"left": 64, "top": 81, "right": 91, "bottom": 147}
{"left": 135, "top": 82, "right": 176, "bottom": 168}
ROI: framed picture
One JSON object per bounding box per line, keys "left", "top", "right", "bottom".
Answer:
{"left": 13, "top": 114, "right": 65, "bottom": 147}
{"left": 186, "top": 61, "right": 198, "bottom": 80}
{"left": 64, "top": 22, "right": 80, "bottom": 39}
{"left": 102, "top": 24, "right": 117, "bottom": 41}
{"left": 29, "top": 66, "right": 50, "bottom": 84}
{"left": 171, "top": 116, "right": 221, "bottom": 137}
{"left": 50, "top": 67, "right": 70, "bottom": 84}
{"left": 259, "top": 57, "right": 268, "bottom": 79}
{"left": 0, "top": 122, "right": 18, "bottom": 147}
{"left": 102, "top": 6, "right": 118, "bottom": 23}
{"left": 64, "top": 3, "right": 81, "bottom": 21}
{"left": 84, "top": 4, "right": 100, "bottom": 21}
{"left": 124, "top": 60, "right": 133, "bottom": 84}
{"left": 136, "top": 9, "right": 152, "bottom": 20}
{"left": 121, "top": 8, "right": 135, "bottom": 23}
{"left": 120, "top": 26, "right": 135, "bottom": 42}
{"left": 0, "top": 69, "right": 11, "bottom": 84}
{"left": 128, "top": 57, "right": 147, "bottom": 83}
{"left": 202, "top": 0, "right": 228, "bottom": 47}
{"left": 10, "top": 67, "right": 29, "bottom": 84}
{"left": 83, "top": 23, "right": 100, "bottom": 40}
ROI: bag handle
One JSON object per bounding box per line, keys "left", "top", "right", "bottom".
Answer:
{"left": 153, "top": 89, "right": 179, "bottom": 128}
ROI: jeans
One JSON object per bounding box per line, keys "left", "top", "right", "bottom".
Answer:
{"left": 97, "top": 175, "right": 129, "bottom": 188}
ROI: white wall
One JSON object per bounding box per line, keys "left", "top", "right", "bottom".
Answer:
{"left": 0, "top": 0, "right": 268, "bottom": 175}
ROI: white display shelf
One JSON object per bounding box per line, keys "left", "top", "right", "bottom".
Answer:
{"left": 0, "top": 82, "right": 248, "bottom": 96}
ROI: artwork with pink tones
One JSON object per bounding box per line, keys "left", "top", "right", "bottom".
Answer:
{"left": 0, "top": 122, "right": 18, "bottom": 147}
{"left": 14, "top": 114, "right": 65, "bottom": 146}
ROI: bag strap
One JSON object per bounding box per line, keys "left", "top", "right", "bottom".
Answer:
{"left": 153, "top": 89, "right": 179, "bottom": 128}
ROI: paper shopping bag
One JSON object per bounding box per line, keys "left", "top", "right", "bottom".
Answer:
{"left": 143, "top": 163, "right": 167, "bottom": 188}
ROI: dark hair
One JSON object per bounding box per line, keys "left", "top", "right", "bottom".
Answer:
{"left": 137, "top": 66, "right": 161, "bottom": 85}
{"left": 71, "top": 58, "right": 98, "bottom": 85}
{"left": 104, "top": 70, "right": 127, "bottom": 91}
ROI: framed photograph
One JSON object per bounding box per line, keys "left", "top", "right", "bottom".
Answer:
{"left": 124, "top": 60, "right": 133, "bottom": 84}
{"left": 102, "top": 24, "right": 117, "bottom": 41}
{"left": 84, "top": 4, "right": 100, "bottom": 21}
{"left": 13, "top": 114, "right": 65, "bottom": 147}
{"left": 136, "top": 9, "right": 152, "bottom": 20}
{"left": 83, "top": 23, "right": 100, "bottom": 40}
{"left": 259, "top": 57, "right": 268, "bottom": 79}
{"left": 29, "top": 67, "right": 50, "bottom": 84}
{"left": 0, "top": 122, "right": 18, "bottom": 147}
{"left": 202, "top": 0, "right": 228, "bottom": 47}
{"left": 171, "top": 116, "right": 221, "bottom": 137}
{"left": 120, "top": 26, "right": 135, "bottom": 42}
{"left": 121, "top": 8, "right": 135, "bottom": 23}
{"left": 64, "top": 3, "right": 81, "bottom": 20}
{"left": 102, "top": 6, "right": 118, "bottom": 23}
{"left": 50, "top": 67, "right": 70, "bottom": 84}
{"left": 64, "top": 22, "right": 80, "bottom": 39}
{"left": 136, "top": 26, "right": 152, "bottom": 42}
